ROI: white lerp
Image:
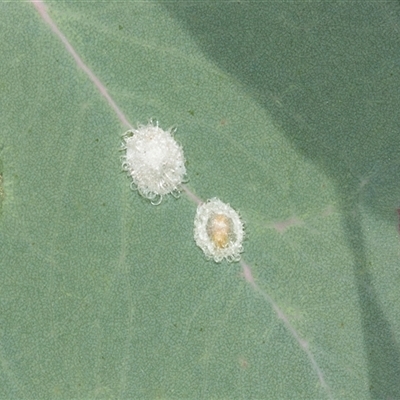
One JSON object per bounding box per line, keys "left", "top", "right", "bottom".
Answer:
{"left": 122, "top": 122, "right": 186, "bottom": 204}
{"left": 194, "top": 198, "right": 244, "bottom": 262}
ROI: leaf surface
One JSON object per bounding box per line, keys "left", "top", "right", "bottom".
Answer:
{"left": 0, "top": 1, "right": 399, "bottom": 398}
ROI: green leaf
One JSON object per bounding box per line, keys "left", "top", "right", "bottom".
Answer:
{"left": 1, "top": 1, "right": 399, "bottom": 398}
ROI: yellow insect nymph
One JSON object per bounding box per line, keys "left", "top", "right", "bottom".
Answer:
{"left": 207, "top": 213, "right": 234, "bottom": 249}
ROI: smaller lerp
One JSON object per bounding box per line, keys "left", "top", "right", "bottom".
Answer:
{"left": 122, "top": 121, "right": 186, "bottom": 205}
{"left": 194, "top": 198, "right": 244, "bottom": 262}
